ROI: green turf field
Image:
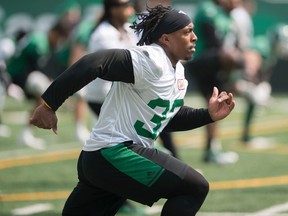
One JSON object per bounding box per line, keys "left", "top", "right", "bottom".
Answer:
{"left": 1, "top": 93, "right": 288, "bottom": 216}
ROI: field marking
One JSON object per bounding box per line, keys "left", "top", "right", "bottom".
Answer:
{"left": 210, "top": 175, "right": 288, "bottom": 190}
{"left": 0, "top": 148, "right": 80, "bottom": 170}
{"left": 1, "top": 138, "right": 287, "bottom": 171}
{"left": 252, "top": 202, "right": 288, "bottom": 216}
{"left": 1, "top": 191, "right": 70, "bottom": 202}
{"left": 144, "top": 206, "right": 288, "bottom": 216}
{"left": 173, "top": 117, "right": 288, "bottom": 147}
{"left": 1, "top": 175, "right": 288, "bottom": 202}
{"left": 11, "top": 203, "right": 54, "bottom": 215}
{"left": 1, "top": 107, "right": 287, "bottom": 207}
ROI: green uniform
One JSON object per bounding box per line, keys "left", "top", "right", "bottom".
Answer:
{"left": 193, "top": 0, "right": 235, "bottom": 58}
{"left": 185, "top": 0, "right": 239, "bottom": 96}
{"left": 6, "top": 31, "right": 49, "bottom": 89}
{"left": 45, "top": 18, "right": 96, "bottom": 79}
{"left": 73, "top": 18, "right": 96, "bottom": 48}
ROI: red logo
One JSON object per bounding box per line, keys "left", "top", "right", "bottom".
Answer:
{"left": 177, "top": 79, "right": 185, "bottom": 90}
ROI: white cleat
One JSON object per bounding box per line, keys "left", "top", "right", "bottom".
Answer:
{"left": 19, "top": 128, "right": 46, "bottom": 150}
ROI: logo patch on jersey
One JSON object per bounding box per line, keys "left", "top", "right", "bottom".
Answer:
{"left": 177, "top": 79, "right": 185, "bottom": 90}
{"left": 142, "top": 50, "right": 150, "bottom": 59}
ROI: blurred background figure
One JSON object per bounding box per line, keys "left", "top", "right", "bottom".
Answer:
{"left": 268, "top": 23, "right": 288, "bottom": 65}
{"left": 238, "top": 22, "right": 288, "bottom": 148}
{"left": 55, "top": 0, "right": 91, "bottom": 144}
{"left": 6, "top": 21, "right": 70, "bottom": 149}
{"left": 85, "top": 0, "right": 138, "bottom": 117}
{"left": 184, "top": 0, "right": 242, "bottom": 164}
{"left": 0, "top": 4, "right": 25, "bottom": 138}
{"left": 57, "top": 0, "right": 81, "bottom": 32}
{"left": 0, "top": 35, "right": 15, "bottom": 138}
{"left": 229, "top": 0, "right": 279, "bottom": 149}
{"left": 42, "top": 0, "right": 92, "bottom": 144}
{"left": 229, "top": 0, "right": 271, "bottom": 148}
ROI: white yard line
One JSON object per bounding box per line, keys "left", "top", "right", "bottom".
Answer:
{"left": 11, "top": 203, "right": 54, "bottom": 216}
{"left": 252, "top": 202, "right": 288, "bottom": 216}
{"left": 198, "top": 202, "right": 288, "bottom": 216}
{"left": 144, "top": 202, "right": 288, "bottom": 216}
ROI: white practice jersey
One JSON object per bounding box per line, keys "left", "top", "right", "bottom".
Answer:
{"left": 85, "top": 21, "right": 138, "bottom": 103}
{"left": 231, "top": 6, "right": 254, "bottom": 50}
{"left": 84, "top": 44, "right": 188, "bottom": 151}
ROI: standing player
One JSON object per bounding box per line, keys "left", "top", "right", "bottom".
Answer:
{"left": 184, "top": 0, "right": 241, "bottom": 164}
{"left": 6, "top": 21, "right": 69, "bottom": 149}
{"left": 30, "top": 5, "right": 235, "bottom": 216}
{"left": 85, "top": 0, "right": 137, "bottom": 117}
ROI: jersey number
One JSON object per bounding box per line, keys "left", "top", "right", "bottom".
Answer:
{"left": 134, "top": 98, "right": 183, "bottom": 140}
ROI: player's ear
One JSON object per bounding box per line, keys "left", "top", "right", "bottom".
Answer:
{"left": 158, "top": 34, "right": 169, "bottom": 46}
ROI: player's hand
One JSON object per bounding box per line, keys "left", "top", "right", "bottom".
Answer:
{"left": 208, "top": 87, "right": 235, "bottom": 121}
{"left": 30, "top": 103, "right": 58, "bottom": 134}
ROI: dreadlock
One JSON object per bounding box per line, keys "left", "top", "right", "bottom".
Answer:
{"left": 130, "top": 5, "right": 172, "bottom": 46}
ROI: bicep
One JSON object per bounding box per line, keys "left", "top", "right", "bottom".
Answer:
{"left": 42, "top": 49, "right": 134, "bottom": 111}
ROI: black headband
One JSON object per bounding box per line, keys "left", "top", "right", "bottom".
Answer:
{"left": 151, "top": 9, "right": 192, "bottom": 41}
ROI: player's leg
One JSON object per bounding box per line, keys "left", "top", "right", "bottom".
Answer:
{"left": 62, "top": 151, "right": 126, "bottom": 216}
{"left": 128, "top": 143, "right": 209, "bottom": 215}
{"left": 80, "top": 142, "right": 209, "bottom": 216}
{"left": 86, "top": 102, "right": 144, "bottom": 214}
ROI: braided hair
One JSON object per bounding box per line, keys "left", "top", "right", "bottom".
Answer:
{"left": 130, "top": 4, "right": 172, "bottom": 46}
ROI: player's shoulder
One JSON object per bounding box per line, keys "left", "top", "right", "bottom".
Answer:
{"left": 129, "top": 44, "right": 164, "bottom": 58}
{"left": 128, "top": 44, "right": 170, "bottom": 79}
{"left": 129, "top": 44, "right": 167, "bottom": 66}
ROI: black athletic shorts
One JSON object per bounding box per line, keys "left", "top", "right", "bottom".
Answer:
{"left": 63, "top": 141, "right": 207, "bottom": 215}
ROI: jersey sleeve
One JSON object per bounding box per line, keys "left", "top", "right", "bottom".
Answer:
{"left": 42, "top": 49, "right": 134, "bottom": 111}
{"left": 163, "top": 106, "right": 213, "bottom": 132}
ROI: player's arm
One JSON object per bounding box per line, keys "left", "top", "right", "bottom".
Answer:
{"left": 42, "top": 49, "right": 134, "bottom": 111}
{"left": 163, "top": 106, "right": 213, "bottom": 132}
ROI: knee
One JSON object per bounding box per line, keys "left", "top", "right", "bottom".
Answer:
{"left": 186, "top": 171, "right": 209, "bottom": 202}
{"left": 199, "top": 178, "right": 209, "bottom": 201}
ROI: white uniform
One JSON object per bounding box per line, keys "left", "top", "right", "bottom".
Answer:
{"left": 84, "top": 44, "right": 188, "bottom": 151}
{"left": 85, "top": 21, "right": 138, "bottom": 103}
{"left": 231, "top": 6, "right": 254, "bottom": 50}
